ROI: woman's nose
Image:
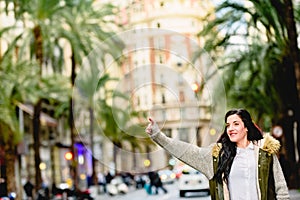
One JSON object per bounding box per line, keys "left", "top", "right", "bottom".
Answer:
{"left": 227, "top": 124, "right": 233, "bottom": 131}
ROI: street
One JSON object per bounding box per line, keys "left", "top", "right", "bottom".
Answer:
{"left": 93, "top": 182, "right": 211, "bottom": 200}
{"left": 90, "top": 182, "right": 300, "bottom": 200}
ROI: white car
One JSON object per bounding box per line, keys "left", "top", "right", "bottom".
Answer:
{"left": 178, "top": 165, "right": 210, "bottom": 197}
{"left": 107, "top": 176, "right": 129, "bottom": 196}
{"left": 158, "top": 169, "right": 176, "bottom": 184}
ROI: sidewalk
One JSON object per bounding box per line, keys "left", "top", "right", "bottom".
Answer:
{"left": 93, "top": 187, "right": 300, "bottom": 200}
{"left": 289, "top": 189, "right": 300, "bottom": 200}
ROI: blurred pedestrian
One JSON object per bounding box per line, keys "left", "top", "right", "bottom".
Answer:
{"left": 23, "top": 179, "right": 34, "bottom": 200}
{"left": 151, "top": 171, "right": 167, "bottom": 194}
{"left": 97, "top": 172, "right": 107, "bottom": 193}
{"left": 36, "top": 181, "right": 50, "bottom": 200}
{"left": 0, "top": 178, "right": 8, "bottom": 198}
{"left": 134, "top": 175, "right": 146, "bottom": 189}
{"left": 146, "top": 108, "right": 289, "bottom": 199}
{"left": 105, "top": 171, "right": 114, "bottom": 184}
{"left": 147, "top": 171, "right": 156, "bottom": 194}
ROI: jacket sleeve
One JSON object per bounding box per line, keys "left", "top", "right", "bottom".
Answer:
{"left": 150, "top": 131, "right": 215, "bottom": 179}
{"left": 272, "top": 155, "right": 290, "bottom": 199}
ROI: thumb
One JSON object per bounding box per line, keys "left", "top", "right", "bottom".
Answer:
{"left": 148, "top": 117, "right": 154, "bottom": 124}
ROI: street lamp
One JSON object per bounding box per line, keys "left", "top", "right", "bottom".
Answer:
{"left": 191, "top": 82, "right": 200, "bottom": 92}
{"left": 64, "top": 152, "right": 73, "bottom": 161}
{"left": 143, "top": 159, "right": 151, "bottom": 167}
{"left": 192, "top": 82, "right": 201, "bottom": 97}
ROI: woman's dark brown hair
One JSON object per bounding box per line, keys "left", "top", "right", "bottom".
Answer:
{"left": 214, "top": 108, "right": 263, "bottom": 184}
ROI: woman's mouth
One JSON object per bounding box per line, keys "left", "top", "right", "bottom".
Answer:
{"left": 229, "top": 133, "right": 237, "bottom": 137}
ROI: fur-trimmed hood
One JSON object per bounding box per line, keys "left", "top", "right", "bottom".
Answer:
{"left": 259, "top": 133, "right": 281, "bottom": 154}
{"left": 212, "top": 133, "right": 280, "bottom": 157}
{"left": 212, "top": 143, "right": 222, "bottom": 157}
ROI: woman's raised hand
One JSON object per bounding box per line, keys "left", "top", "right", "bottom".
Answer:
{"left": 145, "top": 117, "right": 160, "bottom": 135}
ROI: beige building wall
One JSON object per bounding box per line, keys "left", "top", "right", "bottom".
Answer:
{"left": 103, "top": 0, "right": 218, "bottom": 172}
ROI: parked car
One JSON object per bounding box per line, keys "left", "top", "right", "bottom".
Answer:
{"left": 178, "top": 165, "right": 210, "bottom": 197}
{"left": 52, "top": 183, "right": 94, "bottom": 200}
{"left": 134, "top": 174, "right": 149, "bottom": 189}
{"left": 107, "top": 176, "right": 129, "bottom": 196}
{"left": 158, "top": 169, "right": 176, "bottom": 184}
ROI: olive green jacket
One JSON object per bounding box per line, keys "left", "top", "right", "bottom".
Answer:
{"left": 151, "top": 132, "right": 289, "bottom": 200}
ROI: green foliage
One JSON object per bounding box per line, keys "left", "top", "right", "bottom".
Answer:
{"left": 52, "top": 0, "right": 125, "bottom": 65}
{"left": 0, "top": 0, "right": 127, "bottom": 192}
{"left": 0, "top": 34, "right": 38, "bottom": 143}
{"left": 96, "top": 98, "right": 151, "bottom": 152}
{"left": 196, "top": 0, "right": 298, "bottom": 130}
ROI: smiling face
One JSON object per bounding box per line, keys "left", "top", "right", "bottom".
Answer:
{"left": 226, "top": 114, "right": 249, "bottom": 148}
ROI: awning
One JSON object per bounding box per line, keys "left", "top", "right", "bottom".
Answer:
{"left": 18, "top": 103, "right": 57, "bottom": 127}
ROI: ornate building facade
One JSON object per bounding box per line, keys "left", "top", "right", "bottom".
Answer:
{"left": 100, "top": 0, "right": 220, "bottom": 172}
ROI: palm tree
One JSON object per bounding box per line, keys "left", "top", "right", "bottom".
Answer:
{"left": 53, "top": 1, "right": 124, "bottom": 188}
{"left": 0, "top": 24, "right": 71, "bottom": 197}
{"left": 73, "top": 58, "right": 108, "bottom": 186}
{"left": 196, "top": 0, "right": 300, "bottom": 187}
{"left": 2, "top": 0, "right": 124, "bottom": 190}
{"left": 74, "top": 60, "right": 134, "bottom": 182}
{"left": 2, "top": 0, "right": 71, "bottom": 191}
{"left": 0, "top": 46, "right": 38, "bottom": 197}
{"left": 1, "top": 0, "right": 124, "bottom": 195}
{"left": 95, "top": 84, "right": 152, "bottom": 174}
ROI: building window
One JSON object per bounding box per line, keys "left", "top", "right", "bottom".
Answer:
{"left": 155, "top": 52, "right": 165, "bottom": 64}
{"left": 191, "top": 20, "right": 195, "bottom": 27}
{"left": 162, "top": 110, "right": 166, "bottom": 121}
{"left": 178, "top": 128, "right": 189, "bottom": 142}
{"left": 196, "top": 127, "right": 202, "bottom": 146}
{"left": 179, "top": 91, "right": 185, "bottom": 102}
{"left": 159, "top": 55, "right": 163, "bottom": 63}
{"left": 162, "top": 93, "right": 166, "bottom": 104}
{"left": 137, "top": 96, "right": 140, "bottom": 106}
{"left": 178, "top": 74, "right": 184, "bottom": 85}
{"left": 144, "top": 94, "right": 148, "bottom": 106}
{"left": 164, "top": 128, "right": 172, "bottom": 137}
{"left": 181, "top": 107, "right": 186, "bottom": 119}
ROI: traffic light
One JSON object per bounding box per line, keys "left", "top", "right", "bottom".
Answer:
{"left": 64, "top": 152, "right": 73, "bottom": 160}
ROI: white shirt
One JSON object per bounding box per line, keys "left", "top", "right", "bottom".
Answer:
{"left": 228, "top": 143, "right": 259, "bottom": 200}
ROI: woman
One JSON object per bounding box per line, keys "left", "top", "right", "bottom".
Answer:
{"left": 145, "top": 108, "right": 289, "bottom": 200}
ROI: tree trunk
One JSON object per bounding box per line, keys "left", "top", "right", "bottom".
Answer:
{"left": 4, "top": 143, "right": 17, "bottom": 199}
{"left": 283, "top": 0, "right": 300, "bottom": 160}
{"left": 32, "top": 24, "right": 43, "bottom": 191}
{"left": 69, "top": 51, "right": 78, "bottom": 190}
{"left": 281, "top": 0, "right": 300, "bottom": 188}
{"left": 33, "top": 26, "right": 43, "bottom": 66}
{"left": 113, "top": 144, "right": 118, "bottom": 175}
{"left": 33, "top": 99, "right": 42, "bottom": 190}
{"left": 89, "top": 107, "right": 97, "bottom": 186}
